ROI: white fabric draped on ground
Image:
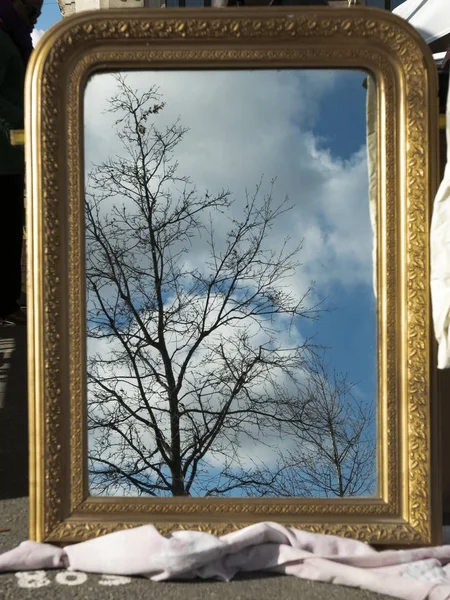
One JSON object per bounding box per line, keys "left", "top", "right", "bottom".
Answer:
{"left": 2, "top": 523, "right": 450, "bottom": 600}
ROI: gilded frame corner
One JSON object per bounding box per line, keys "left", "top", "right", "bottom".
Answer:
{"left": 25, "top": 6, "right": 440, "bottom": 546}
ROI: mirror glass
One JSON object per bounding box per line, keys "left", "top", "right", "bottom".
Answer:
{"left": 83, "top": 69, "right": 377, "bottom": 498}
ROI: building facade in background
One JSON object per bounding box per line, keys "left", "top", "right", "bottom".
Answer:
{"left": 58, "top": 0, "right": 362, "bottom": 20}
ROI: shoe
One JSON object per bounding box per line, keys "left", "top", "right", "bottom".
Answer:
{"left": 1, "top": 308, "right": 26, "bottom": 325}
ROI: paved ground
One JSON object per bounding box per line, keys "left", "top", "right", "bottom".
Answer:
{"left": 0, "top": 322, "right": 398, "bottom": 599}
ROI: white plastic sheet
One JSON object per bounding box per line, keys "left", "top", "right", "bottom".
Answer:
{"left": 393, "top": 0, "right": 450, "bottom": 45}
{"left": 430, "top": 88, "right": 450, "bottom": 368}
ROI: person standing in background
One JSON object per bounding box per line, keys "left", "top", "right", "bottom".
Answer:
{"left": 0, "top": 0, "right": 42, "bottom": 325}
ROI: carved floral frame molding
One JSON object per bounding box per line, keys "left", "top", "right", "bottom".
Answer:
{"left": 25, "top": 7, "right": 440, "bottom": 545}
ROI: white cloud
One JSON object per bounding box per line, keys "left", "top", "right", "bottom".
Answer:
{"left": 84, "top": 70, "right": 372, "bottom": 297}
{"left": 31, "top": 28, "right": 45, "bottom": 48}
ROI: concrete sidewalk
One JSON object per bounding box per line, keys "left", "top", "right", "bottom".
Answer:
{"left": 0, "top": 322, "right": 394, "bottom": 599}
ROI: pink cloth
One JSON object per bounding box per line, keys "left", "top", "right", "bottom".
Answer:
{"left": 2, "top": 522, "right": 450, "bottom": 599}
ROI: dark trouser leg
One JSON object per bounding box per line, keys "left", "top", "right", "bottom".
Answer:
{"left": 0, "top": 174, "right": 25, "bottom": 318}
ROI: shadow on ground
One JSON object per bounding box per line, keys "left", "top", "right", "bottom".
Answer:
{"left": 0, "top": 324, "right": 28, "bottom": 500}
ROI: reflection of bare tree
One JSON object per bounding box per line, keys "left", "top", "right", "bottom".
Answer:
{"left": 254, "top": 353, "right": 377, "bottom": 498}
{"left": 85, "top": 74, "right": 375, "bottom": 497}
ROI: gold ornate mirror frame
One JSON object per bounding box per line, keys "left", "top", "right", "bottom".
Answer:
{"left": 26, "top": 6, "right": 440, "bottom": 546}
